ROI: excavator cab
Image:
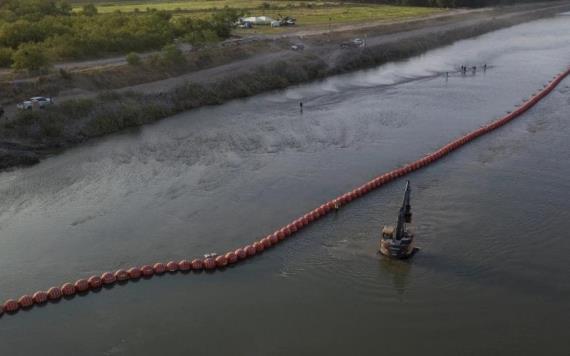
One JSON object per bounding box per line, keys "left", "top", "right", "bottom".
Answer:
{"left": 382, "top": 226, "right": 395, "bottom": 239}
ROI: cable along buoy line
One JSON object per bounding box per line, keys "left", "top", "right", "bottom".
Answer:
{"left": 2, "top": 67, "right": 569, "bottom": 318}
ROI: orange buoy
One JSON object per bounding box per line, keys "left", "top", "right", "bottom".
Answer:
{"left": 277, "top": 230, "right": 286, "bottom": 240}
{"left": 262, "top": 237, "right": 272, "bottom": 249}
{"left": 141, "top": 265, "right": 154, "bottom": 277}
{"left": 225, "top": 251, "right": 238, "bottom": 264}
{"left": 283, "top": 226, "right": 292, "bottom": 237}
{"left": 47, "top": 287, "right": 63, "bottom": 300}
{"left": 115, "top": 269, "right": 130, "bottom": 281}
{"left": 245, "top": 245, "right": 256, "bottom": 256}
{"left": 311, "top": 209, "right": 321, "bottom": 219}
{"left": 18, "top": 295, "right": 34, "bottom": 309}
{"left": 235, "top": 248, "right": 247, "bottom": 260}
{"left": 33, "top": 291, "right": 48, "bottom": 304}
{"left": 3, "top": 299, "right": 19, "bottom": 313}
{"left": 74, "top": 279, "right": 90, "bottom": 292}
{"left": 191, "top": 259, "right": 204, "bottom": 270}
{"left": 215, "top": 255, "right": 228, "bottom": 268}
{"left": 166, "top": 261, "right": 179, "bottom": 272}
{"left": 295, "top": 219, "right": 304, "bottom": 229}
{"left": 128, "top": 267, "right": 142, "bottom": 279}
{"left": 88, "top": 276, "right": 102, "bottom": 289}
{"left": 269, "top": 233, "right": 279, "bottom": 244}
{"left": 317, "top": 206, "right": 326, "bottom": 216}
{"left": 153, "top": 263, "right": 167, "bottom": 275}
{"left": 254, "top": 241, "right": 264, "bottom": 253}
{"left": 203, "top": 258, "right": 216, "bottom": 270}
{"left": 61, "top": 283, "right": 76, "bottom": 296}
{"left": 101, "top": 272, "right": 116, "bottom": 285}
{"left": 179, "top": 260, "right": 191, "bottom": 271}
{"left": 288, "top": 223, "right": 297, "bottom": 233}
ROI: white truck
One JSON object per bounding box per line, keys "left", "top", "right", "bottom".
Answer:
{"left": 17, "top": 96, "right": 54, "bottom": 110}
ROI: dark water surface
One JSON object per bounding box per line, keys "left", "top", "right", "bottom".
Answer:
{"left": 1, "top": 15, "right": 570, "bottom": 356}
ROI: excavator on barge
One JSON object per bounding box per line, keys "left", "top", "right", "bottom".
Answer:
{"left": 379, "top": 180, "right": 417, "bottom": 259}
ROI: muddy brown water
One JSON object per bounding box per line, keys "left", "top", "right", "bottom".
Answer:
{"left": 1, "top": 14, "right": 570, "bottom": 356}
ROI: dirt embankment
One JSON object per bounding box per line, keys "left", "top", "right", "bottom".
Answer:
{"left": 1, "top": 2, "right": 569, "bottom": 171}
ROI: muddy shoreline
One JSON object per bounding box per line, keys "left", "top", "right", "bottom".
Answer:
{"left": 1, "top": 2, "right": 569, "bottom": 171}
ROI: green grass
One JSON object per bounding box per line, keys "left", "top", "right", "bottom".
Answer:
{"left": 73, "top": 1, "right": 445, "bottom": 28}
{"left": 73, "top": 1, "right": 311, "bottom": 13}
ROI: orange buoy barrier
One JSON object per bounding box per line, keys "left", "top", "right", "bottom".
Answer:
{"left": 32, "top": 291, "right": 48, "bottom": 304}
{"left": 191, "top": 259, "right": 203, "bottom": 270}
{"left": 115, "top": 269, "right": 130, "bottom": 281}
{"left": 153, "top": 263, "right": 167, "bottom": 275}
{"left": 75, "top": 279, "right": 89, "bottom": 293}
{"left": 88, "top": 276, "right": 102, "bottom": 289}
{"left": 141, "top": 265, "right": 154, "bottom": 277}
{"left": 47, "top": 287, "right": 62, "bottom": 301}
{"left": 203, "top": 258, "right": 216, "bottom": 270}
{"left": 18, "top": 295, "right": 33, "bottom": 309}
{"left": 101, "top": 272, "right": 116, "bottom": 285}
{"left": 2, "top": 67, "right": 568, "bottom": 318}
{"left": 179, "top": 260, "right": 191, "bottom": 271}
{"left": 128, "top": 267, "right": 142, "bottom": 279}
{"left": 3, "top": 300, "right": 18, "bottom": 313}
{"left": 166, "top": 261, "right": 179, "bottom": 273}
{"left": 61, "top": 283, "right": 76, "bottom": 296}
{"left": 225, "top": 252, "right": 238, "bottom": 264}
{"left": 215, "top": 256, "right": 228, "bottom": 268}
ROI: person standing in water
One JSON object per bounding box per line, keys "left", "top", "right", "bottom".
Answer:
{"left": 300, "top": 101, "right": 303, "bottom": 113}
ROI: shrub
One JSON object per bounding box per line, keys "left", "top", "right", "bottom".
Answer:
{"left": 12, "top": 43, "right": 51, "bottom": 72}
{"left": 161, "top": 44, "right": 185, "bottom": 65}
{"left": 0, "top": 47, "right": 14, "bottom": 68}
{"left": 126, "top": 52, "right": 142, "bottom": 65}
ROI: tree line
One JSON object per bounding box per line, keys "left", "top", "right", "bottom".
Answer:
{"left": 0, "top": 0, "right": 241, "bottom": 71}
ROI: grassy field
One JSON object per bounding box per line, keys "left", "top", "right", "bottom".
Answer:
{"left": 73, "top": 1, "right": 445, "bottom": 28}
{"left": 73, "top": 1, "right": 339, "bottom": 13}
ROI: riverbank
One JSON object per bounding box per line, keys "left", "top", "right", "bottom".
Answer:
{"left": 1, "top": 1, "right": 569, "bottom": 171}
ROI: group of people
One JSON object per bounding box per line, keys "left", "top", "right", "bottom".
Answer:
{"left": 445, "top": 63, "right": 488, "bottom": 79}
{"left": 460, "top": 63, "right": 487, "bottom": 74}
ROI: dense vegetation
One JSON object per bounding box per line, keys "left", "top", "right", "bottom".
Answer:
{"left": 0, "top": 0, "right": 241, "bottom": 71}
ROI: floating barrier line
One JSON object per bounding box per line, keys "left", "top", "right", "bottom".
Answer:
{"left": 2, "top": 67, "right": 569, "bottom": 317}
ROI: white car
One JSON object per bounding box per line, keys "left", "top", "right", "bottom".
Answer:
{"left": 17, "top": 96, "right": 54, "bottom": 110}
{"left": 340, "top": 38, "right": 365, "bottom": 49}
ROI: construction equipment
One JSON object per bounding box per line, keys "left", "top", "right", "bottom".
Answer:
{"left": 379, "top": 181, "right": 417, "bottom": 259}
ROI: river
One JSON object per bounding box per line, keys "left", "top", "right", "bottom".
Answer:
{"left": 1, "top": 13, "right": 569, "bottom": 356}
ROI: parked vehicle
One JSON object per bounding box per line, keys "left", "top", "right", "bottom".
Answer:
{"left": 278, "top": 16, "right": 296, "bottom": 26}
{"left": 340, "top": 38, "right": 365, "bottom": 49}
{"left": 17, "top": 96, "right": 54, "bottom": 110}
{"left": 291, "top": 44, "right": 305, "bottom": 51}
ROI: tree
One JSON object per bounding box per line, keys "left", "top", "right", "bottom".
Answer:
{"left": 82, "top": 4, "right": 98, "bottom": 17}
{"left": 12, "top": 42, "right": 50, "bottom": 72}
{"left": 0, "top": 47, "right": 14, "bottom": 68}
